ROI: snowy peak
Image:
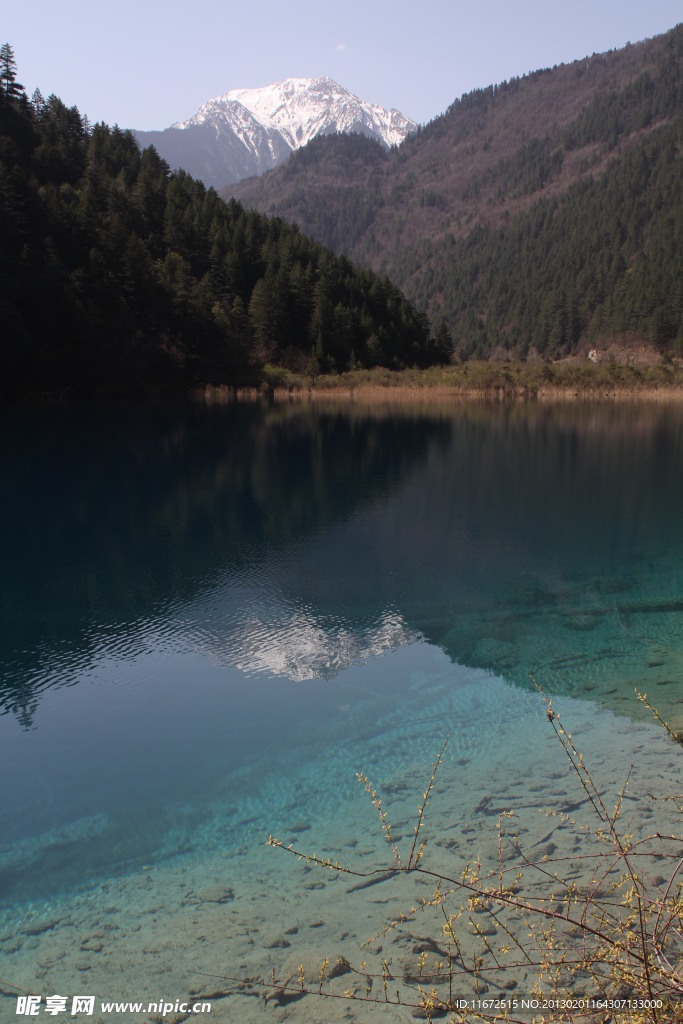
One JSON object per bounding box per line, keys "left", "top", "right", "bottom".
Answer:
{"left": 174, "top": 76, "right": 416, "bottom": 152}
{"left": 221, "top": 77, "right": 411, "bottom": 149}
{"left": 134, "top": 77, "right": 415, "bottom": 189}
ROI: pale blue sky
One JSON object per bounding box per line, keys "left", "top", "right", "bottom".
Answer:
{"left": 4, "top": 1, "right": 681, "bottom": 130}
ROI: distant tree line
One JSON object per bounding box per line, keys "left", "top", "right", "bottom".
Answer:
{"left": 0, "top": 48, "right": 448, "bottom": 395}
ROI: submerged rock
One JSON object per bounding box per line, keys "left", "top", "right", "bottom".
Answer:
{"left": 197, "top": 885, "right": 235, "bottom": 904}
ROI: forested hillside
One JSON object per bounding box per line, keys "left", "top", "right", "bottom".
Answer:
{"left": 0, "top": 49, "right": 440, "bottom": 396}
{"left": 229, "top": 25, "right": 683, "bottom": 358}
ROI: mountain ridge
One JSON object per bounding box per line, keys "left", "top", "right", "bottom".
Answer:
{"left": 133, "top": 77, "right": 416, "bottom": 189}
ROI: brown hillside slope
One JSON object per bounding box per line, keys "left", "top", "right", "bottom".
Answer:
{"left": 227, "top": 31, "right": 672, "bottom": 244}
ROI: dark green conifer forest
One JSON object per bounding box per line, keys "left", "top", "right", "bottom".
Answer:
{"left": 0, "top": 48, "right": 438, "bottom": 395}
{"left": 422, "top": 120, "right": 683, "bottom": 358}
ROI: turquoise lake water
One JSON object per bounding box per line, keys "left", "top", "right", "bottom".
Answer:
{"left": 1, "top": 398, "right": 682, "bottom": 1019}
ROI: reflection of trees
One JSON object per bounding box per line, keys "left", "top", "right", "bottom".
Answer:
{"left": 2, "top": 400, "right": 682, "bottom": 727}
{"left": 0, "top": 401, "right": 450, "bottom": 720}
{"left": 358, "top": 400, "right": 683, "bottom": 726}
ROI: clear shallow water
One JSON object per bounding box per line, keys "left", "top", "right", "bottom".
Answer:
{"left": 1, "top": 399, "right": 682, "bottom": 1018}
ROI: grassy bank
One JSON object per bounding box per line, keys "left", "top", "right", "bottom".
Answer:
{"left": 197, "top": 357, "right": 683, "bottom": 404}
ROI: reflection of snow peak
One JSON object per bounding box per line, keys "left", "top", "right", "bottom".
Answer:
{"left": 193, "top": 594, "right": 418, "bottom": 682}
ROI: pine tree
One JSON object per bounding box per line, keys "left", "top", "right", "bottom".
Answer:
{"left": 432, "top": 320, "right": 454, "bottom": 364}
{"left": 31, "top": 87, "right": 45, "bottom": 115}
{"left": 0, "top": 44, "right": 24, "bottom": 99}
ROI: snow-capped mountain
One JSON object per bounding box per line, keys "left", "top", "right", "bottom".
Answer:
{"left": 133, "top": 77, "right": 416, "bottom": 189}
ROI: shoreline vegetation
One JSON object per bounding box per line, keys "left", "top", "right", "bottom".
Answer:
{"left": 205, "top": 357, "right": 683, "bottom": 404}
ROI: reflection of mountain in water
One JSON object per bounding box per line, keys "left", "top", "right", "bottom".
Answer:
{"left": 191, "top": 591, "right": 418, "bottom": 681}
{"left": 2, "top": 400, "right": 682, "bottom": 729}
